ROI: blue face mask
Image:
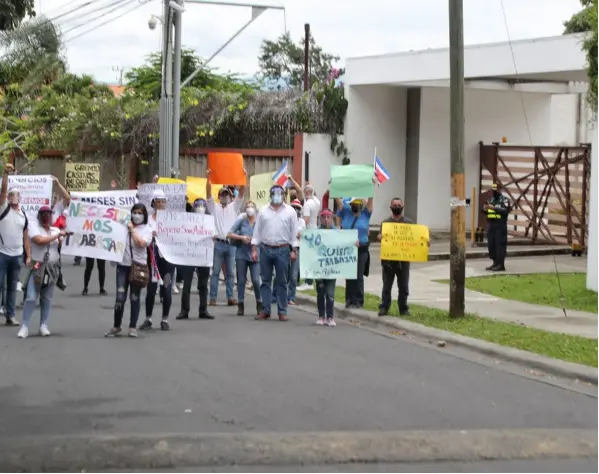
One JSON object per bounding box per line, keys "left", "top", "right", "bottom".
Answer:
{"left": 271, "top": 193, "right": 283, "bottom": 205}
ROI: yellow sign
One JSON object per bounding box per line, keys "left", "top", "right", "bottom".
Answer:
{"left": 157, "top": 177, "right": 185, "bottom": 185}
{"left": 65, "top": 163, "right": 101, "bottom": 192}
{"left": 249, "top": 172, "right": 273, "bottom": 209}
{"left": 380, "top": 222, "right": 430, "bottom": 262}
{"left": 185, "top": 177, "right": 223, "bottom": 202}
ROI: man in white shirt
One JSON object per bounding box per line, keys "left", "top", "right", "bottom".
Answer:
{"left": 206, "top": 169, "right": 246, "bottom": 307}
{"left": 0, "top": 163, "right": 31, "bottom": 326}
{"left": 299, "top": 183, "right": 320, "bottom": 291}
{"left": 251, "top": 184, "right": 299, "bottom": 321}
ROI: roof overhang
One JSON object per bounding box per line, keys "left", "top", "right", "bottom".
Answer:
{"left": 345, "top": 33, "right": 589, "bottom": 92}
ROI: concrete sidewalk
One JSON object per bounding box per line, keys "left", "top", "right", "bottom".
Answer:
{"left": 358, "top": 254, "right": 597, "bottom": 339}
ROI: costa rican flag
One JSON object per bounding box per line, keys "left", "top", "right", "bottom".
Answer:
{"left": 374, "top": 155, "right": 390, "bottom": 185}
{"left": 272, "top": 161, "right": 289, "bottom": 187}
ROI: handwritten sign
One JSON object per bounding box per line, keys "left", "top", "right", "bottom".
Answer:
{"left": 155, "top": 210, "right": 215, "bottom": 267}
{"left": 137, "top": 183, "right": 186, "bottom": 211}
{"left": 299, "top": 229, "right": 358, "bottom": 279}
{"left": 0, "top": 175, "right": 52, "bottom": 215}
{"left": 61, "top": 201, "right": 130, "bottom": 262}
{"left": 65, "top": 163, "right": 100, "bottom": 192}
{"left": 250, "top": 172, "right": 272, "bottom": 209}
{"left": 380, "top": 222, "right": 429, "bottom": 262}
{"left": 70, "top": 190, "right": 138, "bottom": 209}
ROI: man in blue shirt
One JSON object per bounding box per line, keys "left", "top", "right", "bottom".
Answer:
{"left": 335, "top": 196, "right": 373, "bottom": 308}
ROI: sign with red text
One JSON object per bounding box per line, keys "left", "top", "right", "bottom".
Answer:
{"left": 61, "top": 201, "right": 130, "bottom": 262}
{"left": 0, "top": 175, "right": 52, "bottom": 215}
{"left": 155, "top": 210, "right": 215, "bottom": 267}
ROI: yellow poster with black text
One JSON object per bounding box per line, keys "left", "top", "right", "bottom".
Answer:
{"left": 65, "top": 163, "right": 101, "bottom": 192}
{"left": 380, "top": 222, "right": 430, "bottom": 262}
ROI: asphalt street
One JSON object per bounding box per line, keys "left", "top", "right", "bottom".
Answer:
{"left": 0, "top": 262, "right": 597, "bottom": 470}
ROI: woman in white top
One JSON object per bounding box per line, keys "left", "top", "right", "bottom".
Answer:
{"left": 105, "top": 203, "right": 153, "bottom": 338}
{"left": 17, "top": 206, "right": 64, "bottom": 339}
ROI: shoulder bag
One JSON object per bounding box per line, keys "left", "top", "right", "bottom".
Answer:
{"left": 128, "top": 232, "right": 150, "bottom": 288}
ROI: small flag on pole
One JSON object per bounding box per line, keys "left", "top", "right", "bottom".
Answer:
{"left": 374, "top": 155, "right": 390, "bottom": 185}
{"left": 272, "top": 161, "right": 289, "bottom": 187}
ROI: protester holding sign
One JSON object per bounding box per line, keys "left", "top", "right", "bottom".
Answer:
{"left": 105, "top": 203, "right": 153, "bottom": 338}
{"left": 227, "top": 200, "right": 262, "bottom": 316}
{"left": 140, "top": 190, "right": 176, "bottom": 331}
{"left": 314, "top": 209, "right": 339, "bottom": 327}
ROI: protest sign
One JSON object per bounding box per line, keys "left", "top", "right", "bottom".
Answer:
{"left": 299, "top": 229, "right": 358, "bottom": 279}
{"left": 137, "top": 183, "right": 186, "bottom": 211}
{"left": 380, "top": 222, "right": 429, "bottom": 262}
{"left": 0, "top": 175, "right": 52, "bottom": 215}
{"left": 70, "top": 190, "right": 138, "bottom": 208}
{"left": 155, "top": 210, "right": 215, "bottom": 267}
{"left": 185, "top": 176, "right": 223, "bottom": 202}
{"left": 61, "top": 201, "right": 130, "bottom": 262}
{"left": 249, "top": 172, "right": 272, "bottom": 209}
{"left": 329, "top": 164, "right": 375, "bottom": 198}
{"left": 65, "top": 163, "right": 101, "bottom": 191}
{"left": 207, "top": 152, "right": 246, "bottom": 185}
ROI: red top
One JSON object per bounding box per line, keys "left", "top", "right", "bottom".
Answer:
{"left": 321, "top": 190, "right": 330, "bottom": 210}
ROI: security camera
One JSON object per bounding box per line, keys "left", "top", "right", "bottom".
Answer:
{"left": 169, "top": 1, "right": 185, "bottom": 13}
{"left": 148, "top": 16, "right": 158, "bottom": 30}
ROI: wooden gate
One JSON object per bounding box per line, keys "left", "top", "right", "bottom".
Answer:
{"left": 479, "top": 142, "right": 591, "bottom": 246}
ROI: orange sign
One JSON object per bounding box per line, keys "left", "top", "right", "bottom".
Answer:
{"left": 207, "top": 152, "right": 246, "bottom": 186}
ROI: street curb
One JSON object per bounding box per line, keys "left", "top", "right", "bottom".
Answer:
{"left": 427, "top": 246, "right": 571, "bottom": 261}
{"left": 293, "top": 294, "right": 598, "bottom": 385}
{"left": 0, "top": 429, "right": 596, "bottom": 472}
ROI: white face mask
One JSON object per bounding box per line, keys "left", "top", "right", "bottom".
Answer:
{"left": 246, "top": 207, "right": 256, "bottom": 217}
{"left": 195, "top": 206, "right": 206, "bottom": 214}
{"left": 271, "top": 194, "right": 283, "bottom": 205}
{"left": 131, "top": 214, "right": 144, "bottom": 224}
{"left": 9, "top": 194, "right": 20, "bottom": 205}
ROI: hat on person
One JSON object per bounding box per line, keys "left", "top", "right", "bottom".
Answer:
{"left": 290, "top": 199, "right": 302, "bottom": 209}
{"left": 38, "top": 205, "right": 51, "bottom": 213}
{"left": 491, "top": 183, "right": 498, "bottom": 190}
{"left": 350, "top": 197, "right": 364, "bottom": 205}
{"left": 320, "top": 208, "right": 333, "bottom": 217}
{"left": 7, "top": 187, "right": 19, "bottom": 195}
{"left": 193, "top": 198, "right": 207, "bottom": 207}
{"left": 152, "top": 189, "right": 166, "bottom": 200}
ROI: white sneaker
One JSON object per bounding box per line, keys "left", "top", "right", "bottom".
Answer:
{"left": 39, "top": 324, "right": 51, "bottom": 336}
{"left": 297, "top": 284, "right": 311, "bottom": 291}
{"left": 326, "top": 318, "right": 336, "bottom": 327}
{"left": 16, "top": 282, "right": 22, "bottom": 292}
{"left": 17, "top": 326, "right": 28, "bottom": 338}
{"left": 316, "top": 318, "right": 325, "bottom": 326}
{"left": 173, "top": 285, "right": 180, "bottom": 295}
{"left": 177, "top": 282, "right": 184, "bottom": 290}
{"left": 0, "top": 306, "right": 4, "bottom": 315}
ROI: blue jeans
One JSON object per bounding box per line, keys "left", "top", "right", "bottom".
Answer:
{"left": 22, "top": 272, "right": 55, "bottom": 328}
{"left": 259, "top": 245, "right": 290, "bottom": 315}
{"left": 210, "top": 241, "right": 236, "bottom": 301}
{"left": 236, "top": 259, "right": 261, "bottom": 304}
{"left": 0, "top": 253, "right": 22, "bottom": 319}
{"left": 113, "top": 265, "right": 143, "bottom": 329}
{"left": 316, "top": 279, "right": 336, "bottom": 318}
{"left": 287, "top": 253, "right": 300, "bottom": 302}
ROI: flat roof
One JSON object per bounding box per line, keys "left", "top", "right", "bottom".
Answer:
{"left": 345, "top": 33, "right": 588, "bottom": 86}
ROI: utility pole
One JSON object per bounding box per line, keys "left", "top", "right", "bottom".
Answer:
{"left": 448, "top": 0, "right": 466, "bottom": 318}
{"left": 171, "top": 0, "right": 183, "bottom": 177}
{"left": 303, "top": 23, "right": 310, "bottom": 92}
{"left": 112, "top": 66, "right": 124, "bottom": 85}
{"left": 158, "top": 0, "right": 173, "bottom": 178}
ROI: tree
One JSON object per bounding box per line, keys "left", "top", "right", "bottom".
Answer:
{"left": 258, "top": 32, "right": 341, "bottom": 90}
{"left": 564, "top": 0, "right": 598, "bottom": 112}
{"left": 0, "top": 0, "right": 35, "bottom": 31}
{"left": 125, "top": 48, "right": 254, "bottom": 99}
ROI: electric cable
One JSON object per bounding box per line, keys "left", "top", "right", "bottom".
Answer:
{"left": 62, "top": 0, "right": 135, "bottom": 35}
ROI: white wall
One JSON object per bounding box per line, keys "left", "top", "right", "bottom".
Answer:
{"left": 551, "top": 93, "right": 594, "bottom": 145}
{"left": 587, "top": 122, "right": 598, "bottom": 292}
{"left": 344, "top": 85, "right": 407, "bottom": 224}
{"left": 301, "top": 134, "right": 344, "bottom": 199}
{"left": 417, "top": 87, "right": 552, "bottom": 231}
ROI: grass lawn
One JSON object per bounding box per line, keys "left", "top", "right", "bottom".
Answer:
{"left": 300, "top": 287, "right": 598, "bottom": 367}
{"left": 438, "top": 272, "right": 597, "bottom": 314}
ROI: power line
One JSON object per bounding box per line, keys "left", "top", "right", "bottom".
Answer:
{"left": 61, "top": 0, "right": 135, "bottom": 34}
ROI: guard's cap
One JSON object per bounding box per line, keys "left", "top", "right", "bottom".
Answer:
{"left": 491, "top": 183, "right": 498, "bottom": 190}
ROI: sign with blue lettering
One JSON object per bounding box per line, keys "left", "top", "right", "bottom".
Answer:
{"left": 299, "top": 229, "right": 358, "bottom": 279}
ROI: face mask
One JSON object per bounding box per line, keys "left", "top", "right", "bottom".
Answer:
{"left": 391, "top": 206, "right": 403, "bottom": 216}
{"left": 9, "top": 194, "right": 19, "bottom": 205}
{"left": 492, "top": 190, "right": 500, "bottom": 198}
{"left": 271, "top": 194, "right": 283, "bottom": 205}
{"left": 246, "top": 207, "right": 256, "bottom": 217}
{"left": 350, "top": 205, "right": 360, "bottom": 213}
{"left": 131, "top": 213, "right": 144, "bottom": 224}
{"left": 195, "top": 206, "right": 206, "bottom": 214}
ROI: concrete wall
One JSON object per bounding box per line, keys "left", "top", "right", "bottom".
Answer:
{"left": 587, "top": 121, "right": 598, "bottom": 292}
{"left": 344, "top": 85, "right": 407, "bottom": 224}
{"left": 301, "top": 133, "right": 345, "bottom": 198}
{"left": 417, "top": 87, "right": 552, "bottom": 231}
{"left": 551, "top": 94, "right": 593, "bottom": 146}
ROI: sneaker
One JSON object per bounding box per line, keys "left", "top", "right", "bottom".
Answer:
{"left": 17, "top": 326, "right": 28, "bottom": 338}
{"left": 104, "top": 327, "right": 122, "bottom": 337}
{"left": 160, "top": 320, "right": 170, "bottom": 331}
{"left": 16, "top": 282, "right": 22, "bottom": 292}
{"left": 176, "top": 312, "right": 189, "bottom": 320}
{"left": 99, "top": 289, "right": 108, "bottom": 296}
{"left": 5, "top": 317, "right": 18, "bottom": 326}
{"left": 316, "top": 318, "right": 325, "bottom": 326}
{"left": 173, "top": 285, "right": 180, "bottom": 295}
{"left": 0, "top": 306, "right": 4, "bottom": 315}
{"left": 139, "top": 319, "right": 153, "bottom": 330}
{"left": 128, "top": 328, "right": 139, "bottom": 338}
{"left": 326, "top": 318, "right": 336, "bottom": 327}
{"left": 177, "top": 282, "right": 184, "bottom": 291}
{"left": 39, "top": 324, "right": 51, "bottom": 336}
{"left": 82, "top": 288, "right": 88, "bottom": 296}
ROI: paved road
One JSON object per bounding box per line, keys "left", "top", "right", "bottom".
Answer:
{"left": 0, "top": 263, "right": 596, "bottom": 470}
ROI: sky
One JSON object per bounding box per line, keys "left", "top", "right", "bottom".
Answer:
{"left": 37, "top": 0, "right": 584, "bottom": 84}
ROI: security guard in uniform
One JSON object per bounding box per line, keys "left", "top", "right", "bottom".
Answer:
{"left": 484, "top": 183, "right": 510, "bottom": 271}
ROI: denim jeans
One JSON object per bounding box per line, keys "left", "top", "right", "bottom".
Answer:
{"left": 287, "top": 253, "right": 300, "bottom": 302}
{"left": 210, "top": 241, "right": 236, "bottom": 301}
{"left": 180, "top": 266, "right": 210, "bottom": 315}
{"left": 113, "top": 265, "right": 143, "bottom": 329}
{"left": 259, "top": 245, "right": 290, "bottom": 315}
{"left": 316, "top": 279, "right": 336, "bottom": 318}
{"left": 236, "top": 259, "right": 261, "bottom": 304}
{"left": 22, "top": 272, "right": 55, "bottom": 328}
{"left": 0, "top": 253, "right": 22, "bottom": 319}
{"left": 345, "top": 247, "right": 369, "bottom": 307}
{"left": 145, "top": 255, "right": 175, "bottom": 319}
